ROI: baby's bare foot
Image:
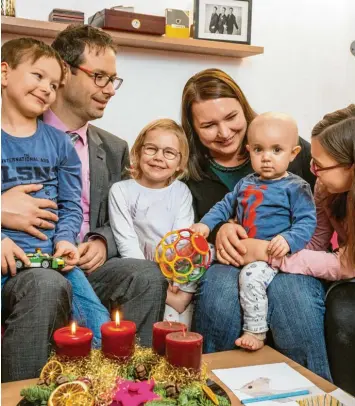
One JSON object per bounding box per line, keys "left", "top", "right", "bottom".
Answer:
{"left": 235, "top": 332, "right": 265, "bottom": 351}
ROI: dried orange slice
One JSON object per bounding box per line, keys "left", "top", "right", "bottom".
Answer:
{"left": 65, "top": 392, "right": 94, "bottom": 406}
{"left": 48, "top": 381, "right": 88, "bottom": 406}
{"left": 202, "top": 384, "right": 219, "bottom": 405}
{"left": 39, "top": 360, "right": 64, "bottom": 384}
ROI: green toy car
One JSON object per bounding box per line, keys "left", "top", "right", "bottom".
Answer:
{"left": 15, "top": 248, "right": 65, "bottom": 270}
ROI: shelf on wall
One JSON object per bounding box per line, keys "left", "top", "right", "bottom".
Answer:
{"left": 1, "top": 16, "right": 264, "bottom": 59}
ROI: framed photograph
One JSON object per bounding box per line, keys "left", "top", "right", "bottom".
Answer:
{"left": 194, "top": 0, "right": 252, "bottom": 44}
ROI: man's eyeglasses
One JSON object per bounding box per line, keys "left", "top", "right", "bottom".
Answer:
{"left": 142, "top": 144, "right": 181, "bottom": 160}
{"left": 68, "top": 64, "right": 123, "bottom": 90}
{"left": 310, "top": 159, "right": 350, "bottom": 177}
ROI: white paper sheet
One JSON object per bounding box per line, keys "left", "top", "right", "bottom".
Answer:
{"left": 329, "top": 389, "right": 355, "bottom": 406}
{"left": 212, "top": 362, "right": 323, "bottom": 405}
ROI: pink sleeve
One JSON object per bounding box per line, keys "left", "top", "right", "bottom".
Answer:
{"left": 270, "top": 181, "right": 355, "bottom": 280}
{"left": 271, "top": 248, "right": 355, "bottom": 281}
{"left": 271, "top": 250, "right": 337, "bottom": 280}
{"left": 306, "top": 181, "right": 334, "bottom": 251}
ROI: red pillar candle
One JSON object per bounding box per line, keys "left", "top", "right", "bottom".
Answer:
{"left": 101, "top": 312, "right": 136, "bottom": 359}
{"left": 166, "top": 331, "right": 203, "bottom": 371}
{"left": 54, "top": 322, "right": 93, "bottom": 358}
{"left": 152, "top": 321, "right": 187, "bottom": 355}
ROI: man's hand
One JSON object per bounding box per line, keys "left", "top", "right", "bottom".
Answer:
{"left": 190, "top": 223, "right": 210, "bottom": 238}
{"left": 78, "top": 239, "right": 107, "bottom": 274}
{"left": 1, "top": 238, "right": 30, "bottom": 277}
{"left": 268, "top": 235, "right": 290, "bottom": 258}
{"left": 2, "top": 184, "right": 58, "bottom": 240}
{"left": 54, "top": 240, "right": 79, "bottom": 272}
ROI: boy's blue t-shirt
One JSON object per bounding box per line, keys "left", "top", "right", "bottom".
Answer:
{"left": 1, "top": 120, "right": 83, "bottom": 254}
{"left": 201, "top": 172, "right": 316, "bottom": 253}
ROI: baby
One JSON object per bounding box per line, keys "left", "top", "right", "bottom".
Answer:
{"left": 192, "top": 112, "right": 316, "bottom": 350}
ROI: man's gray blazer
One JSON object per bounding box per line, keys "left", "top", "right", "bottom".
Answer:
{"left": 85, "top": 124, "right": 129, "bottom": 259}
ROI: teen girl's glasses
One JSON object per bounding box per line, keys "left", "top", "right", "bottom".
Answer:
{"left": 310, "top": 159, "right": 351, "bottom": 177}
{"left": 142, "top": 144, "right": 181, "bottom": 160}
{"left": 68, "top": 64, "right": 123, "bottom": 90}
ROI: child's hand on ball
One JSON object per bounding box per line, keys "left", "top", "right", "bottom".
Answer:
{"left": 190, "top": 223, "right": 210, "bottom": 238}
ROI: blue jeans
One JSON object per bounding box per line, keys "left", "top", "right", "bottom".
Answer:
{"left": 192, "top": 263, "right": 332, "bottom": 381}
{"left": 2, "top": 267, "right": 110, "bottom": 348}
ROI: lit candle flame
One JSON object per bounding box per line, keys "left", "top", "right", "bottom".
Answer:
{"left": 71, "top": 321, "right": 77, "bottom": 335}
{"left": 183, "top": 327, "right": 186, "bottom": 337}
{"left": 115, "top": 310, "right": 120, "bottom": 327}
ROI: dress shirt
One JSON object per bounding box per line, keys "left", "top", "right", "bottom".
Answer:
{"left": 43, "top": 110, "right": 90, "bottom": 242}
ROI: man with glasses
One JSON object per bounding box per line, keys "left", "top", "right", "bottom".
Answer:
{"left": 1, "top": 25, "right": 167, "bottom": 381}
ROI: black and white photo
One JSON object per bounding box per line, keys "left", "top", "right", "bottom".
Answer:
{"left": 194, "top": 0, "right": 252, "bottom": 44}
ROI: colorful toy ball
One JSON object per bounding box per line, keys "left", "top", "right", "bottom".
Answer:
{"left": 155, "top": 229, "right": 212, "bottom": 284}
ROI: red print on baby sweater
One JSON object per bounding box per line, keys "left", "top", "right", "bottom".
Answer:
{"left": 241, "top": 185, "right": 268, "bottom": 237}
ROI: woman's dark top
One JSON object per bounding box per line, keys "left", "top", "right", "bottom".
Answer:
{"left": 325, "top": 282, "right": 355, "bottom": 395}
{"left": 187, "top": 136, "right": 315, "bottom": 241}
{"left": 209, "top": 158, "right": 252, "bottom": 192}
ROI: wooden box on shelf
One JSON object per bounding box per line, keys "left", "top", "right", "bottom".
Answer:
{"left": 88, "top": 9, "right": 165, "bottom": 36}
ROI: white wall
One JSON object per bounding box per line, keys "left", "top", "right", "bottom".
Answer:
{"left": 13, "top": 0, "right": 355, "bottom": 146}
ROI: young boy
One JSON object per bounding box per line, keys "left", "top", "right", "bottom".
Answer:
{"left": 1, "top": 38, "right": 110, "bottom": 346}
{"left": 191, "top": 112, "right": 317, "bottom": 350}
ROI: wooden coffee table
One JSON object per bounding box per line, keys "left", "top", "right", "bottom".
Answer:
{"left": 2, "top": 346, "right": 336, "bottom": 406}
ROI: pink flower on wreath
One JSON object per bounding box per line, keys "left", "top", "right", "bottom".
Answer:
{"left": 111, "top": 378, "right": 160, "bottom": 406}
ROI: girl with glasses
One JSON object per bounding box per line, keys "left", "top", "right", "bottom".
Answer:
{"left": 108, "top": 119, "right": 197, "bottom": 324}
{"left": 245, "top": 104, "right": 355, "bottom": 394}
{"left": 250, "top": 107, "right": 354, "bottom": 281}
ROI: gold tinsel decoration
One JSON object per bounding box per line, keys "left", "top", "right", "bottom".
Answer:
{"left": 49, "top": 345, "right": 207, "bottom": 406}
{"left": 51, "top": 350, "right": 119, "bottom": 406}
{"left": 151, "top": 356, "right": 207, "bottom": 387}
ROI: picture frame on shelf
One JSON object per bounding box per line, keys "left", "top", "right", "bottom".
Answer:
{"left": 1, "top": 0, "right": 16, "bottom": 16}
{"left": 194, "top": 0, "right": 252, "bottom": 45}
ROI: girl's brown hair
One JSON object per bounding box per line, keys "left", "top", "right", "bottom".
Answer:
{"left": 181, "top": 68, "right": 257, "bottom": 181}
{"left": 130, "top": 118, "right": 189, "bottom": 183}
{"left": 311, "top": 104, "right": 355, "bottom": 269}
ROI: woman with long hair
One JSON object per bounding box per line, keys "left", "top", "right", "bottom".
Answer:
{"left": 246, "top": 105, "right": 355, "bottom": 393}
{"left": 181, "top": 68, "right": 333, "bottom": 381}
